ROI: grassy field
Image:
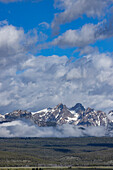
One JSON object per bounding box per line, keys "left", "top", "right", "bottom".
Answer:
{"left": 0, "top": 167, "right": 113, "bottom": 170}
{"left": 0, "top": 137, "right": 113, "bottom": 168}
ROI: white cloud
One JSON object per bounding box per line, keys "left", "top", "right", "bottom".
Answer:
{"left": 0, "top": 22, "right": 113, "bottom": 115}
{"left": 51, "top": 21, "right": 113, "bottom": 49}
{"left": 38, "top": 22, "right": 50, "bottom": 29}
{"left": 66, "top": 68, "right": 81, "bottom": 80}
{"left": 52, "top": 0, "right": 113, "bottom": 34}
{"left": 1, "top": 50, "right": 113, "bottom": 114}
{"left": 0, "top": 24, "right": 24, "bottom": 52}
{"left": 77, "top": 46, "right": 99, "bottom": 56}
{"left": 0, "top": 22, "right": 38, "bottom": 70}
{"left": 0, "top": 120, "right": 107, "bottom": 137}
{"left": 52, "top": 24, "right": 97, "bottom": 48}
{"left": 93, "top": 53, "right": 113, "bottom": 70}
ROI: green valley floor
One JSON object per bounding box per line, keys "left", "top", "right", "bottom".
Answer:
{"left": 0, "top": 137, "right": 113, "bottom": 168}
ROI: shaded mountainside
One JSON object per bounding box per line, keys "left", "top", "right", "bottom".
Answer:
{"left": 0, "top": 103, "right": 112, "bottom": 129}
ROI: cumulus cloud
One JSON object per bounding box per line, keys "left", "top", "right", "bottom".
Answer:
{"left": 1, "top": 50, "right": 113, "bottom": 114}
{"left": 0, "top": 22, "right": 38, "bottom": 70}
{"left": 0, "top": 120, "right": 107, "bottom": 137}
{"left": 0, "top": 24, "right": 24, "bottom": 55}
{"left": 77, "top": 46, "right": 99, "bottom": 56}
{"left": 51, "top": 21, "right": 113, "bottom": 48}
{"left": 52, "top": 0, "right": 113, "bottom": 34}
{"left": 0, "top": 22, "right": 113, "bottom": 115}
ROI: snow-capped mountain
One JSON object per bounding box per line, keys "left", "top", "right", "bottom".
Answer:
{"left": 32, "top": 103, "right": 79, "bottom": 126}
{"left": 31, "top": 103, "right": 109, "bottom": 127}
{"left": 3, "top": 110, "right": 31, "bottom": 123}
{"left": 0, "top": 103, "right": 112, "bottom": 128}
{"left": 0, "top": 114, "right": 5, "bottom": 123}
{"left": 108, "top": 110, "right": 113, "bottom": 122}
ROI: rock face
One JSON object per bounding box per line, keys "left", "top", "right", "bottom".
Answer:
{"left": 0, "top": 114, "right": 5, "bottom": 123}
{"left": 108, "top": 110, "right": 113, "bottom": 122}
{"left": 77, "top": 108, "right": 108, "bottom": 127}
{"left": 0, "top": 103, "right": 113, "bottom": 129}
{"left": 32, "top": 103, "right": 78, "bottom": 126}
{"left": 70, "top": 103, "right": 85, "bottom": 113}
{"left": 5, "top": 110, "right": 32, "bottom": 122}
{"left": 32, "top": 103, "right": 109, "bottom": 127}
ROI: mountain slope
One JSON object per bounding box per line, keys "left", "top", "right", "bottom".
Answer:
{"left": 0, "top": 103, "right": 112, "bottom": 129}
{"left": 31, "top": 103, "right": 110, "bottom": 127}
{"left": 32, "top": 103, "right": 79, "bottom": 126}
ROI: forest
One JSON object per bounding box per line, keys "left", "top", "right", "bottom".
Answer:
{"left": 0, "top": 137, "right": 113, "bottom": 169}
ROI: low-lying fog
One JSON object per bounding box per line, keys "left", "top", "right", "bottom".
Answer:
{"left": 0, "top": 120, "right": 108, "bottom": 137}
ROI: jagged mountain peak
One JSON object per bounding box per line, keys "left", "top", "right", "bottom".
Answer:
{"left": 86, "top": 107, "right": 94, "bottom": 113}
{"left": 56, "top": 103, "right": 63, "bottom": 107}
{"left": 32, "top": 103, "right": 76, "bottom": 126}
{"left": 70, "top": 103, "right": 85, "bottom": 113}
{"left": 0, "top": 103, "right": 113, "bottom": 130}
{"left": 5, "top": 110, "right": 31, "bottom": 122}
{"left": 108, "top": 110, "right": 113, "bottom": 122}
{"left": 108, "top": 110, "right": 113, "bottom": 116}
{"left": 55, "top": 103, "right": 66, "bottom": 109}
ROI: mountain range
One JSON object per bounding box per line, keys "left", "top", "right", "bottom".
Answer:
{"left": 0, "top": 103, "right": 113, "bottom": 130}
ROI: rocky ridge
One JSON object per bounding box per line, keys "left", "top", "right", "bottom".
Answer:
{"left": 0, "top": 103, "right": 112, "bottom": 128}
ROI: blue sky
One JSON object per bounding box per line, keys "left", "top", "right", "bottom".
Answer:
{"left": 0, "top": 0, "right": 112, "bottom": 56}
{"left": 0, "top": 1, "right": 54, "bottom": 30}
{"left": 0, "top": 0, "right": 113, "bottom": 113}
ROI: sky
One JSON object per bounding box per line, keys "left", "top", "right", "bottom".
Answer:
{"left": 0, "top": 0, "right": 113, "bottom": 114}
